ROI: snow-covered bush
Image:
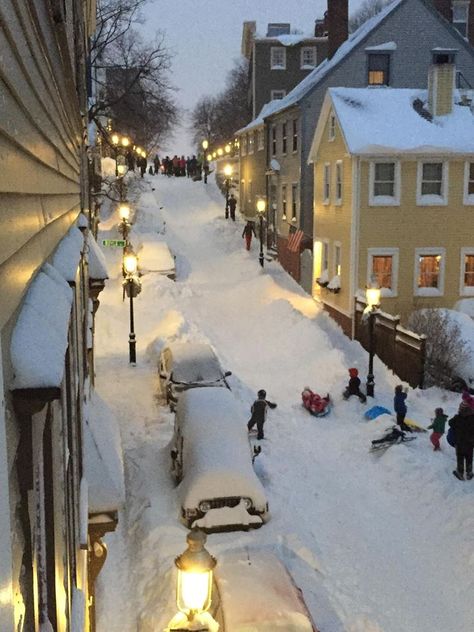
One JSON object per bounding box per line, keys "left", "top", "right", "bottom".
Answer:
{"left": 408, "top": 308, "right": 471, "bottom": 388}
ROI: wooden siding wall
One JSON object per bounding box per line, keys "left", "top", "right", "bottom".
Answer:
{"left": 0, "top": 0, "right": 85, "bottom": 330}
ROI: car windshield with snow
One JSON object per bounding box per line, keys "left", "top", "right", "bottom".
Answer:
{"left": 159, "top": 342, "right": 231, "bottom": 410}
{"left": 171, "top": 388, "right": 268, "bottom": 531}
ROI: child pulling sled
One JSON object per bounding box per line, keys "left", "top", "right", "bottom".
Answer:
{"left": 302, "top": 388, "right": 331, "bottom": 417}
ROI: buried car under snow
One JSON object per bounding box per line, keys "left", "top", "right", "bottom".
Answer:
{"left": 170, "top": 388, "right": 268, "bottom": 531}
{"left": 159, "top": 342, "right": 231, "bottom": 410}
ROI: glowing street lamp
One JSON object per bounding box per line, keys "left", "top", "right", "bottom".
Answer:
{"left": 225, "top": 144, "right": 231, "bottom": 154}
{"left": 121, "top": 136, "right": 130, "bottom": 147}
{"left": 119, "top": 204, "right": 130, "bottom": 222}
{"left": 207, "top": 154, "right": 212, "bottom": 162}
{"left": 365, "top": 277, "right": 381, "bottom": 398}
{"left": 202, "top": 140, "right": 209, "bottom": 184}
{"left": 202, "top": 140, "right": 209, "bottom": 151}
{"left": 111, "top": 133, "right": 119, "bottom": 145}
{"left": 122, "top": 250, "right": 141, "bottom": 364}
{"left": 173, "top": 530, "right": 216, "bottom": 629}
{"left": 223, "top": 164, "right": 233, "bottom": 219}
{"left": 256, "top": 198, "right": 266, "bottom": 268}
{"left": 217, "top": 147, "right": 223, "bottom": 157}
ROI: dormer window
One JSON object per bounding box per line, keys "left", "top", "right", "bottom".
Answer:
{"left": 452, "top": 1, "right": 469, "bottom": 39}
{"left": 367, "top": 53, "right": 390, "bottom": 86}
{"left": 271, "top": 47, "right": 286, "bottom": 70}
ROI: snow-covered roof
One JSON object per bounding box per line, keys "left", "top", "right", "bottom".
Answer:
{"left": 165, "top": 342, "right": 225, "bottom": 383}
{"left": 256, "top": 33, "right": 318, "bottom": 46}
{"left": 365, "top": 40, "right": 397, "bottom": 51}
{"left": 329, "top": 87, "right": 474, "bottom": 155}
{"left": 138, "top": 239, "right": 175, "bottom": 275}
{"left": 52, "top": 225, "right": 85, "bottom": 282}
{"left": 84, "top": 391, "right": 125, "bottom": 514}
{"left": 215, "top": 551, "right": 315, "bottom": 631}
{"left": 87, "top": 233, "right": 109, "bottom": 280}
{"left": 176, "top": 388, "right": 267, "bottom": 511}
{"left": 11, "top": 264, "right": 73, "bottom": 389}
{"left": 257, "top": 0, "right": 406, "bottom": 119}
{"left": 236, "top": 101, "right": 284, "bottom": 134}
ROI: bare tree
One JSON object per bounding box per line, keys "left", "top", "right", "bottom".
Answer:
{"left": 408, "top": 309, "right": 471, "bottom": 388}
{"left": 349, "top": 0, "right": 395, "bottom": 32}
{"left": 189, "top": 96, "right": 219, "bottom": 147}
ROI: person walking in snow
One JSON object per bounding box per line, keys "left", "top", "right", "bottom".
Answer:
{"left": 153, "top": 154, "right": 160, "bottom": 175}
{"left": 242, "top": 220, "right": 256, "bottom": 250}
{"left": 449, "top": 401, "right": 474, "bottom": 480}
{"left": 394, "top": 384, "right": 411, "bottom": 432}
{"left": 247, "top": 389, "right": 277, "bottom": 440}
{"left": 342, "top": 368, "right": 366, "bottom": 403}
{"left": 427, "top": 407, "right": 448, "bottom": 451}
{"left": 228, "top": 194, "right": 237, "bottom": 221}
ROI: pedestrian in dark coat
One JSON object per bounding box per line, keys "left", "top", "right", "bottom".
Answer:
{"left": 449, "top": 402, "right": 474, "bottom": 480}
{"left": 139, "top": 156, "right": 147, "bottom": 178}
{"left": 343, "top": 368, "right": 366, "bottom": 403}
{"left": 228, "top": 194, "right": 237, "bottom": 221}
{"left": 427, "top": 407, "right": 448, "bottom": 451}
{"left": 242, "top": 221, "right": 256, "bottom": 250}
{"left": 153, "top": 154, "right": 160, "bottom": 175}
{"left": 247, "top": 389, "right": 277, "bottom": 440}
{"left": 394, "top": 384, "right": 411, "bottom": 431}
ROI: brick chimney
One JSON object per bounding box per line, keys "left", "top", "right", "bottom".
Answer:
{"left": 428, "top": 49, "right": 456, "bottom": 116}
{"left": 326, "top": 0, "right": 349, "bottom": 59}
{"left": 314, "top": 17, "right": 328, "bottom": 37}
{"left": 431, "top": 0, "right": 452, "bottom": 22}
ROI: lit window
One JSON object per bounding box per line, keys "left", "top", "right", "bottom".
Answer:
{"left": 282, "top": 122, "right": 287, "bottom": 154}
{"left": 464, "top": 162, "right": 474, "bottom": 204}
{"left": 301, "top": 47, "right": 317, "bottom": 68}
{"left": 292, "top": 119, "right": 298, "bottom": 152}
{"left": 324, "top": 163, "right": 330, "bottom": 203}
{"left": 461, "top": 248, "right": 474, "bottom": 295}
{"left": 291, "top": 183, "right": 298, "bottom": 220}
{"left": 271, "top": 89, "right": 286, "bottom": 100}
{"left": 417, "top": 162, "right": 447, "bottom": 204}
{"left": 257, "top": 129, "right": 264, "bottom": 151}
{"left": 335, "top": 162, "right": 343, "bottom": 203}
{"left": 368, "top": 249, "right": 399, "bottom": 296}
{"left": 271, "top": 47, "right": 286, "bottom": 69}
{"left": 373, "top": 256, "right": 392, "bottom": 289}
{"left": 334, "top": 244, "right": 341, "bottom": 276}
{"left": 329, "top": 114, "right": 336, "bottom": 141}
{"left": 453, "top": 1, "right": 469, "bottom": 38}
{"left": 369, "top": 162, "right": 400, "bottom": 205}
{"left": 281, "top": 185, "right": 287, "bottom": 219}
{"left": 271, "top": 126, "right": 277, "bottom": 156}
{"left": 322, "top": 242, "right": 329, "bottom": 272}
{"left": 368, "top": 54, "right": 390, "bottom": 85}
{"left": 418, "top": 255, "right": 441, "bottom": 288}
{"left": 415, "top": 248, "right": 445, "bottom": 296}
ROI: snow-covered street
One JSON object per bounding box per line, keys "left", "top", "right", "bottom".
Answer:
{"left": 94, "top": 174, "right": 474, "bottom": 632}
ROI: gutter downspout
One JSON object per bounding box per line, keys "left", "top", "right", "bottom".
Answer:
{"left": 350, "top": 156, "right": 360, "bottom": 340}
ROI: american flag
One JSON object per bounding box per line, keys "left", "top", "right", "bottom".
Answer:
{"left": 287, "top": 229, "right": 304, "bottom": 253}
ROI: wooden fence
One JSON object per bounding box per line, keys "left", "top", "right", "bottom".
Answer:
{"left": 354, "top": 299, "right": 426, "bottom": 388}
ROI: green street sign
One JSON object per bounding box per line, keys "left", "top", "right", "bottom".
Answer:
{"left": 102, "top": 239, "right": 126, "bottom": 248}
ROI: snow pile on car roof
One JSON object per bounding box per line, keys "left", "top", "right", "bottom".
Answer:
{"left": 168, "top": 342, "right": 224, "bottom": 382}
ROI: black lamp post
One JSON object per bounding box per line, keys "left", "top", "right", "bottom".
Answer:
{"left": 256, "top": 198, "right": 266, "bottom": 268}
{"left": 111, "top": 133, "right": 119, "bottom": 176}
{"left": 123, "top": 251, "right": 141, "bottom": 364}
{"left": 365, "top": 280, "right": 381, "bottom": 397}
{"left": 223, "top": 164, "right": 233, "bottom": 219}
{"left": 202, "top": 140, "right": 209, "bottom": 183}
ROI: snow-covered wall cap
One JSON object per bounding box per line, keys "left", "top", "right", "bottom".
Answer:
{"left": 77, "top": 213, "right": 88, "bottom": 229}
{"left": 11, "top": 265, "right": 73, "bottom": 389}
{"left": 365, "top": 41, "right": 397, "bottom": 51}
{"left": 256, "top": 33, "right": 317, "bottom": 46}
{"left": 84, "top": 391, "right": 125, "bottom": 514}
{"left": 52, "top": 226, "right": 85, "bottom": 283}
{"left": 329, "top": 87, "right": 474, "bottom": 154}
{"left": 87, "top": 233, "right": 109, "bottom": 280}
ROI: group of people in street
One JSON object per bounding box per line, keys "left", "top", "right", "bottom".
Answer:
{"left": 150, "top": 154, "right": 210, "bottom": 179}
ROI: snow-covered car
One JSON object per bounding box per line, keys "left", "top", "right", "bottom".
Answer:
{"left": 159, "top": 342, "right": 231, "bottom": 410}
{"left": 214, "top": 550, "right": 318, "bottom": 631}
{"left": 138, "top": 239, "right": 176, "bottom": 280}
{"left": 171, "top": 388, "right": 268, "bottom": 531}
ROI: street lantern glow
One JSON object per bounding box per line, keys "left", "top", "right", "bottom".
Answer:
{"left": 207, "top": 153, "right": 213, "bottom": 162}
{"left": 119, "top": 204, "right": 130, "bottom": 221}
{"left": 117, "top": 164, "right": 127, "bottom": 176}
{"left": 256, "top": 198, "right": 266, "bottom": 214}
{"left": 175, "top": 530, "right": 216, "bottom": 617}
{"left": 366, "top": 278, "right": 381, "bottom": 310}
{"left": 212, "top": 151, "right": 217, "bottom": 158}
{"left": 123, "top": 252, "right": 138, "bottom": 275}
{"left": 202, "top": 139, "right": 209, "bottom": 150}
{"left": 225, "top": 144, "right": 231, "bottom": 153}
{"left": 111, "top": 133, "right": 119, "bottom": 145}
{"left": 135, "top": 146, "right": 142, "bottom": 154}
{"left": 217, "top": 147, "right": 223, "bottom": 156}
{"left": 121, "top": 136, "right": 130, "bottom": 147}
{"left": 223, "top": 164, "right": 233, "bottom": 177}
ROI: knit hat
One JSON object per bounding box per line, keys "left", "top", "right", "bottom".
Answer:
{"left": 349, "top": 368, "right": 358, "bottom": 378}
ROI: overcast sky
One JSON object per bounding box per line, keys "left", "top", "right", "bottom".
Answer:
{"left": 141, "top": 0, "right": 365, "bottom": 153}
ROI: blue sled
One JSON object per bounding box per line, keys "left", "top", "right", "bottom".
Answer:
{"left": 303, "top": 404, "right": 331, "bottom": 418}
{"left": 364, "top": 405, "right": 391, "bottom": 420}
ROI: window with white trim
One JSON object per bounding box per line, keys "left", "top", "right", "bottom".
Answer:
{"left": 334, "top": 243, "right": 341, "bottom": 276}
{"left": 369, "top": 161, "right": 400, "bottom": 206}
{"left": 368, "top": 53, "right": 390, "bottom": 85}
{"left": 323, "top": 163, "right": 330, "bottom": 203}
{"left": 271, "top": 126, "right": 277, "bottom": 156}
{"left": 322, "top": 241, "right": 329, "bottom": 272}
{"left": 292, "top": 119, "right": 298, "bottom": 152}
{"left": 452, "top": 1, "right": 469, "bottom": 38}
{"left": 329, "top": 114, "right": 336, "bottom": 141}
{"left": 281, "top": 185, "right": 287, "bottom": 219}
{"left": 335, "top": 161, "right": 343, "bottom": 204}
{"left": 414, "top": 248, "right": 445, "bottom": 296}
{"left": 368, "top": 248, "right": 399, "bottom": 296}
{"left": 271, "top": 89, "right": 286, "bottom": 101}
{"left": 461, "top": 248, "right": 474, "bottom": 295}
{"left": 291, "top": 183, "right": 298, "bottom": 220}
{"left": 282, "top": 122, "right": 287, "bottom": 154}
{"left": 417, "top": 161, "right": 448, "bottom": 205}
{"left": 301, "top": 47, "right": 317, "bottom": 68}
{"left": 271, "top": 47, "right": 286, "bottom": 69}
{"left": 257, "top": 128, "right": 264, "bottom": 151}
{"left": 464, "top": 161, "right": 474, "bottom": 204}
{"left": 248, "top": 132, "right": 254, "bottom": 154}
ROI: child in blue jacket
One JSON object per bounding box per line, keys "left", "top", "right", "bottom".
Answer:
{"left": 394, "top": 384, "right": 411, "bottom": 432}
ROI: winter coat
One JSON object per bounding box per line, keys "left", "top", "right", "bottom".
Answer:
{"left": 347, "top": 376, "right": 362, "bottom": 395}
{"left": 228, "top": 197, "right": 237, "bottom": 211}
{"left": 448, "top": 407, "right": 474, "bottom": 448}
{"left": 242, "top": 223, "right": 256, "bottom": 238}
{"left": 248, "top": 398, "right": 277, "bottom": 424}
{"left": 394, "top": 391, "right": 407, "bottom": 414}
{"left": 428, "top": 413, "right": 448, "bottom": 434}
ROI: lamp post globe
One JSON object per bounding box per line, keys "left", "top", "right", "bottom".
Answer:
{"left": 122, "top": 250, "right": 140, "bottom": 364}
{"left": 365, "top": 278, "right": 381, "bottom": 398}
{"left": 256, "top": 198, "right": 266, "bottom": 268}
